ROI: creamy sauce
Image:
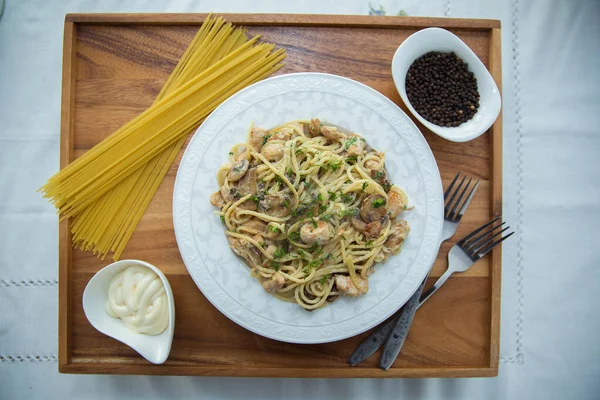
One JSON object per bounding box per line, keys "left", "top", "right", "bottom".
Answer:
{"left": 105, "top": 265, "right": 168, "bottom": 335}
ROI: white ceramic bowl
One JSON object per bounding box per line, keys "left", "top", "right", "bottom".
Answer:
{"left": 391, "top": 27, "right": 501, "bottom": 142}
{"left": 82, "top": 259, "right": 175, "bottom": 364}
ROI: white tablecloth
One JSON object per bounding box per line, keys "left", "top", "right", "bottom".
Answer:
{"left": 1, "top": 0, "right": 599, "bottom": 398}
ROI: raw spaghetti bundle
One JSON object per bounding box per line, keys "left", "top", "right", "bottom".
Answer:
{"left": 39, "top": 15, "right": 286, "bottom": 259}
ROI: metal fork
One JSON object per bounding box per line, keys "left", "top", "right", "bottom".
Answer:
{"left": 420, "top": 217, "right": 515, "bottom": 304}
{"left": 349, "top": 172, "right": 479, "bottom": 368}
{"left": 441, "top": 172, "right": 480, "bottom": 242}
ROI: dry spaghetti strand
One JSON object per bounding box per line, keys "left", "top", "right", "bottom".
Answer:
{"left": 39, "top": 14, "right": 286, "bottom": 259}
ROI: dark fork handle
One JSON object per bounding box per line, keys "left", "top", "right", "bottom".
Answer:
{"left": 418, "top": 269, "right": 453, "bottom": 306}
{"left": 348, "top": 311, "right": 401, "bottom": 367}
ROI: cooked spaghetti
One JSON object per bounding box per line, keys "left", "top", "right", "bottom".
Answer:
{"left": 210, "top": 119, "right": 411, "bottom": 310}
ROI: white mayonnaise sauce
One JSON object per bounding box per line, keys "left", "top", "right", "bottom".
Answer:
{"left": 105, "top": 265, "right": 168, "bottom": 335}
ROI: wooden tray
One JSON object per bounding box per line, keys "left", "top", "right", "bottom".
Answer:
{"left": 59, "top": 13, "right": 502, "bottom": 377}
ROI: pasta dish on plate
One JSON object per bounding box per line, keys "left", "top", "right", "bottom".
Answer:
{"left": 209, "top": 119, "right": 411, "bottom": 310}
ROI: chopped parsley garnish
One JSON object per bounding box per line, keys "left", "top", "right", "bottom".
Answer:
{"left": 283, "top": 199, "right": 290, "bottom": 209}
{"left": 361, "top": 181, "right": 369, "bottom": 192}
{"left": 297, "top": 249, "right": 309, "bottom": 259}
{"left": 341, "top": 208, "right": 358, "bottom": 217}
{"left": 307, "top": 259, "right": 323, "bottom": 269}
{"left": 229, "top": 152, "right": 233, "bottom": 156}
{"left": 319, "top": 204, "right": 328, "bottom": 213}
{"left": 269, "top": 226, "right": 281, "bottom": 233}
{"left": 317, "top": 192, "right": 323, "bottom": 202}
{"left": 262, "top": 134, "right": 272, "bottom": 145}
{"left": 311, "top": 218, "right": 318, "bottom": 228}
{"left": 325, "top": 253, "right": 333, "bottom": 260}
{"left": 251, "top": 195, "right": 260, "bottom": 203}
{"left": 365, "top": 240, "right": 374, "bottom": 247}
{"left": 295, "top": 148, "right": 304, "bottom": 155}
{"left": 320, "top": 214, "right": 332, "bottom": 221}
{"left": 219, "top": 215, "right": 225, "bottom": 222}
{"left": 345, "top": 136, "right": 357, "bottom": 150}
{"left": 346, "top": 155, "right": 358, "bottom": 164}
{"left": 372, "top": 198, "right": 386, "bottom": 208}
{"left": 304, "top": 181, "right": 311, "bottom": 189}
{"left": 359, "top": 138, "right": 366, "bottom": 142}
{"left": 320, "top": 276, "right": 327, "bottom": 285}
{"left": 274, "top": 175, "right": 284, "bottom": 184}
{"left": 328, "top": 191, "right": 337, "bottom": 201}
{"left": 274, "top": 247, "right": 287, "bottom": 259}
{"left": 327, "top": 159, "right": 342, "bottom": 171}
{"left": 403, "top": 204, "right": 408, "bottom": 210}
{"left": 270, "top": 261, "right": 279, "bottom": 271}
{"left": 308, "top": 243, "right": 321, "bottom": 253}
{"left": 340, "top": 193, "right": 353, "bottom": 204}
{"left": 288, "top": 231, "right": 301, "bottom": 242}
{"left": 286, "top": 168, "right": 293, "bottom": 176}
{"left": 374, "top": 170, "right": 385, "bottom": 180}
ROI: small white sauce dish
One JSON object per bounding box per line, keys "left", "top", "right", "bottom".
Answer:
{"left": 391, "top": 27, "right": 501, "bottom": 142}
{"left": 82, "top": 259, "right": 175, "bottom": 364}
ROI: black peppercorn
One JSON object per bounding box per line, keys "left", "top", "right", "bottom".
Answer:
{"left": 405, "top": 51, "right": 480, "bottom": 127}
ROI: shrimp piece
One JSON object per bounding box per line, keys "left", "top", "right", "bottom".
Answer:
{"left": 210, "top": 192, "right": 226, "bottom": 208}
{"left": 227, "top": 236, "right": 262, "bottom": 267}
{"left": 268, "top": 130, "right": 291, "bottom": 142}
{"left": 300, "top": 221, "right": 334, "bottom": 245}
{"left": 364, "top": 159, "right": 380, "bottom": 171}
{"left": 335, "top": 275, "right": 369, "bottom": 297}
{"left": 321, "top": 125, "right": 347, "bottom": 140}
{"left": 386, "top": 191, "right": 407, "bottom": 218}
{"left": 385, "top": 220, "right": 410, "bottom": 251}
{"left": 262, "top": 272, "right": 285, "bottom": 293}
{"left": 249, "top": 127, "right": 269, "bottom": 151}
{"left": 261, "top": 142, "right": 284, "bottom": 162}
{"left": 308, "top": 118, "right": 322, "bottom": 137}
{"left": 227, "top": 237, "right": 246, "bottom": 258}
{"left": 264, "top": 243, "right": 277, "bottom": 259}
{"left": 346, "top": 134, "right": 366, "bottom": 157}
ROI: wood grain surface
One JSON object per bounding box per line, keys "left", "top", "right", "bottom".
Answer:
{"left": 59, "top": 13, "right": 502, "bottom": 377}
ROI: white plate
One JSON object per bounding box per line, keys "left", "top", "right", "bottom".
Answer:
{"left": 173, "top": 73, "right": 443, "bottom": 344}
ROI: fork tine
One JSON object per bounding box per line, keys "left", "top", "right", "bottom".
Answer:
{"left": 448, "top": 177, "right": 473, "bottom": 221}
{"left": 462, "top": 221, "right": 506, "bottom": 250}
{"left": 476, "top": 231, "right": 515, "bottom": 259}
{"left": 445, "top": 175, "right": 467, "bottom": 216}
{"left": 457, "top": 216, "right": 502, "bottom": 246}
{"left": 469, "top": 226, "right": 511, "bottom": 255}
{"left": 456, "top": 180, "right": 479, "bottom": 219}
{"left": 444, "top": 172, "right": 461, "bottom": 200}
